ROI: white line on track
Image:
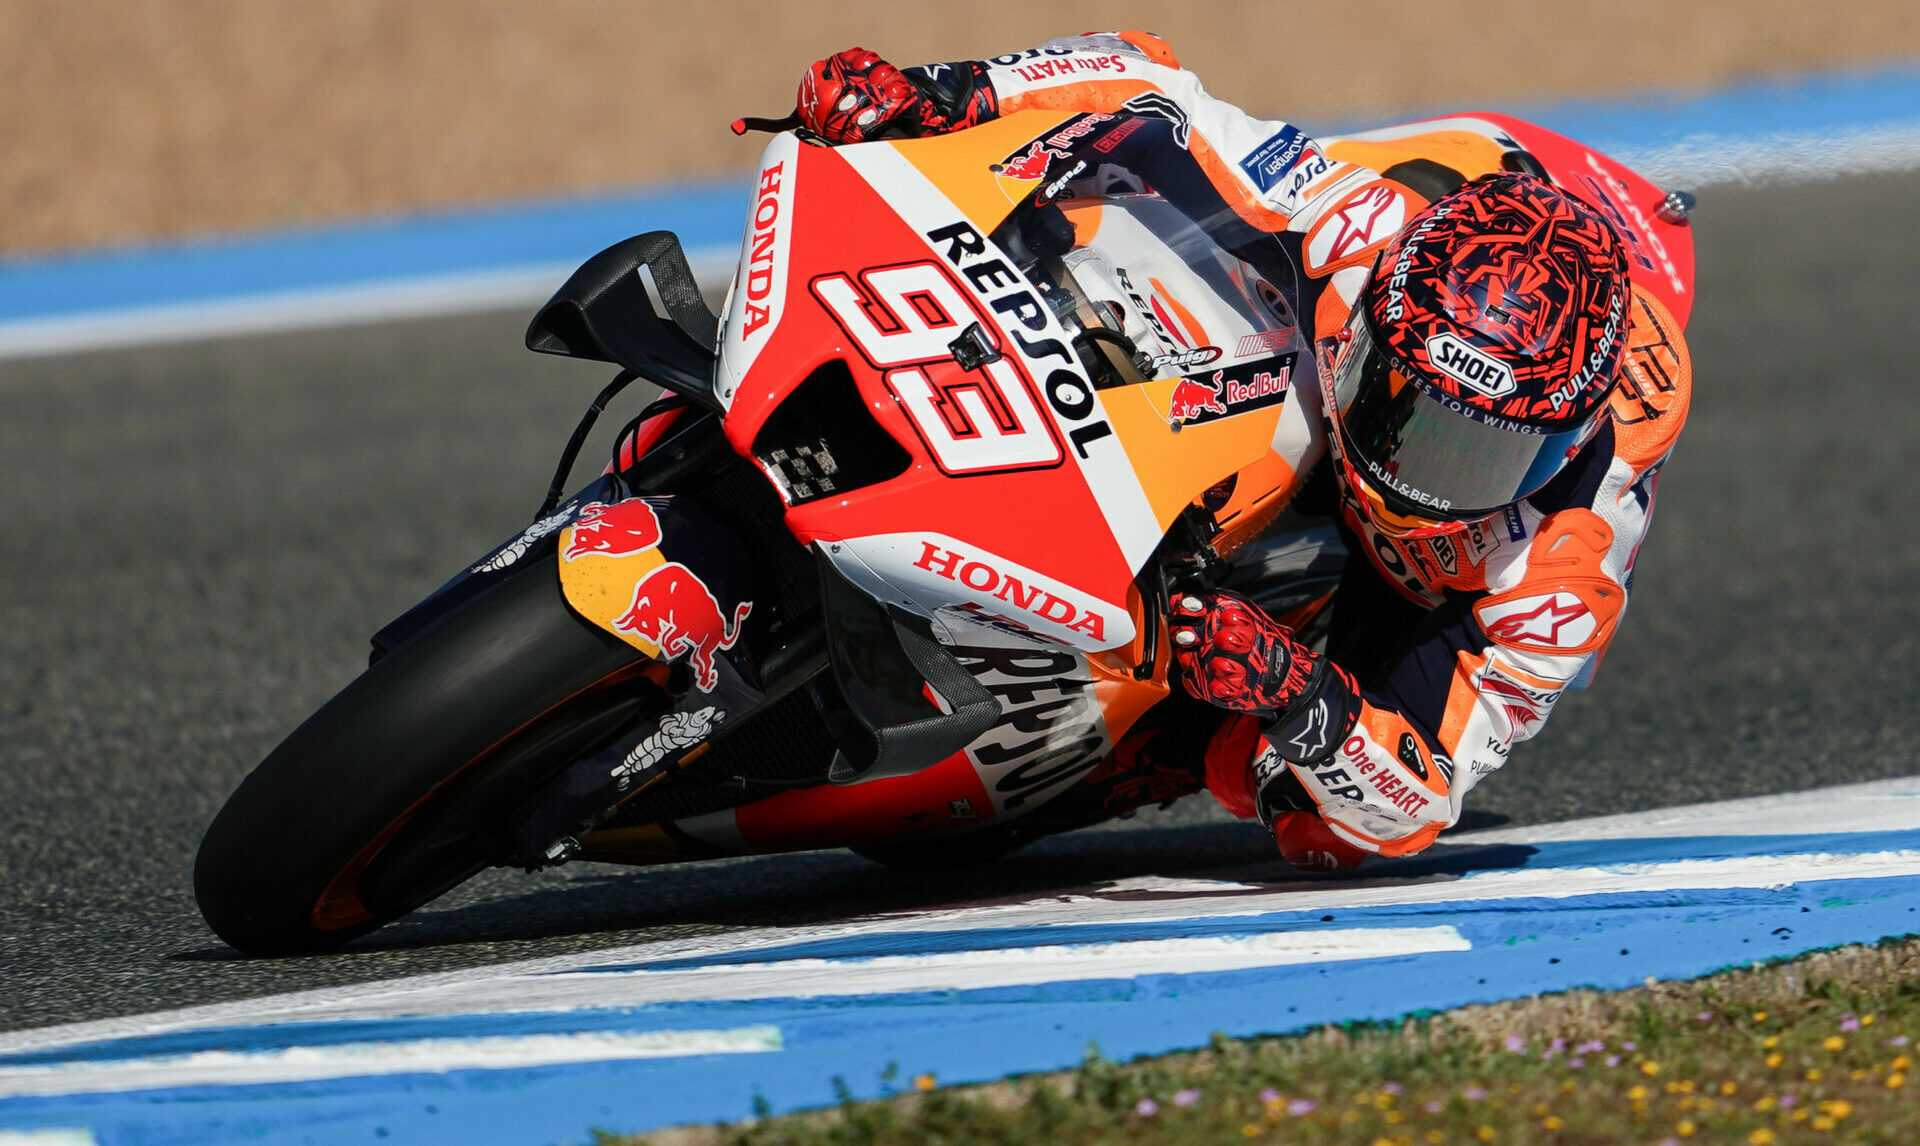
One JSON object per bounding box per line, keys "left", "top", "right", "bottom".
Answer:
{"left": 0, "top": 248, "right": 735, "bottom": 362}
{"left": 347, "top": 927, "right": 1471, "bottom": 1014}
{"left": 2, "top": 778, "right": 1916, "bottom": 1059}
{"left": 0, "top": 1026, "right": 782, "bottom": 1100}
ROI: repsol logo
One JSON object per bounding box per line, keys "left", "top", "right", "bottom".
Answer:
{"left": 950, "top": 643, "right": 1108, "bottom": 813}
{"left": 926, "top": 221, "right": 1115, "bottom": 459}
{"left": 743, "top": 163, "right": 784, "bottom": 336}
{"left": 1426, "top": 332, "right": 1514, "bottom": 398}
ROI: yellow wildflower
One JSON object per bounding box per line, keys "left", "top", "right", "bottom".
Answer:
{"left": 1823, "top": 1036, "right": 1845, "bottom": 1051}
{"left": 913, "top": 1073, "right": 936, "bottom": 1091}
{"left": 1476, "top": 1126, "right": 1495, "bottom": 1142}
{"left": 1427, "top": 1132, "right": 1444, "bottom": 1145}
{"left": 1811, "top": 1116, "right": 1835, "bottom": 1130}
{"left": 1241, "top": 1124, "right": 1261, "bottom": 1139}
{"left": 1627, "top": 1085, "right": 1648, "bottom": 1101}
{"left": 1532, "top": 1103, "right": 1548, "bottom": 1117}
{"left": 1822, "top": 1099, "right": 1852, "bottom": 1119}
{"left": 1753, "top": 1096, "right": 1776, "bottom": 1112}
{"left": 1805, "top": 1068, "right": 1822, "bottom": 1081}
{"left": 1542, "top": 1115, "right": 1563, "bottom": 1131}
{"left": 1749, "top": 1131, "right": 1776, "bottom": 1145}
{"left": 1765, "top": 1053, "right": 1783, "bottom": 1068}
{"left": 1889, "top": 1073, "right": 1906, "bottom": 1089}
{"left": 1753, "top": 1010, "right": 1768, "bottom": 1022}
{"left": 1894, "top": 1055, "right": 1911, "bottom": 1071}
{"left": 1720, "top": 1081, "right": 1738, "bottom": 1095}
{"left": 1641, "top": 1061, "right": 1662, "bottom": 1076}
{"left": 1386, "top": 1110, "right": 1405, "bottom": 1124}
{"left": 1762, "top": 1035, "right": 1779, "bottom": 1049}
{"left": 1862, "top": 1014, "right": 1875, "bottom": 1025}
{"left": 1677, "top": 1119, "right": 1697, "bottom": 1137}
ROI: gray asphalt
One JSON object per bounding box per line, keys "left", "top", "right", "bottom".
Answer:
{"left": 2, "top": 172, "right": 1917, "bottom": 1032}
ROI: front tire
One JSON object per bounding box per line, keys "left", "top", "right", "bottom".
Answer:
{"left": 194, "top": 555, "right": 648, "bottom": 955}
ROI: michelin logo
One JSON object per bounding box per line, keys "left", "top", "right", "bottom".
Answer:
{"left": 1239, "top": 125, "right": 1313, "bottom": 193}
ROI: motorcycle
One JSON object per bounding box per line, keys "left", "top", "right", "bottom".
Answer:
{"left": 194, "top": 106, "right": 1694, "bottom": 954}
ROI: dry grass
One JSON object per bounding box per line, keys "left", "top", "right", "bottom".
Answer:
{"left": 4, "top": 1, "right": 1920, "bottom": 256}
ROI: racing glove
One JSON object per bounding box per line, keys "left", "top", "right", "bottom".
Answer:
{"left": 1171, "top": 590, "right": 1365, "bottom": 850}
{"left": 1169, "top": 590, "right": 1325, "bottom": 719}
{"left": 797, "top": 49, "right": 999, "bottom": 143}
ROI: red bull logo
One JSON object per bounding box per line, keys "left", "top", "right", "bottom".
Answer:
{"left": 1168, "top": 374, "right": 1230, "bottom": 423}
{"left": 613, "top": 561, "right": 753, "bottom": 692}
{"left": 563, "top": 500, "right": 664, "bottom": 562}
{"left": 993, "top": 142, "right": 1061, "bottom": 182}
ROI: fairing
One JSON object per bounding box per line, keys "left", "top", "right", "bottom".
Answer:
{"left": 715, "top": 111, "right": 1316, "bottom": 655}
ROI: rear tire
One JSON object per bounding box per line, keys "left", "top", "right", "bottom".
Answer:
{"left": 194, "top": 556, "right": 647, "bottom": 955}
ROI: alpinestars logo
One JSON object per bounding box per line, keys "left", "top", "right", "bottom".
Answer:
{"left": 1477, "top": 591, "right": 1596, "bottom": 650}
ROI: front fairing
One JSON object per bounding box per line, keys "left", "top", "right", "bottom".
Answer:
{"left": 715, "top": 112, "right": 1317, "bottom": 654}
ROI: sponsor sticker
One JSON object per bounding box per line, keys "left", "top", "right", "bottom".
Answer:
{"left": 1473, "top": 658, "right": 1564, "bottom": 742}
{"left": 913, "top": 539, "right": 1117, "bottom": 644}
{"left": 1168, "top": 352, "right": 1296, "bottom": 426}
{"left": 1476, "top": 590, "right": 1596, "bottom": 651}
{"left": 612, "top": 563, "right": 753, "bottom": 692}
{"left": 1426, "top": 332, "right": 1517, "bottom": 399}
{"left": 562, "top": 500, "right": 664, "bottom": 562}
{"left": 1305, "top": 183, "right": 1408, "bottom": 274}
{"left": 1239, "top": 125, "right": 1314, "bottom": 194}
{"left": 991, "top": 112, "right": 1115, "bottom": 183}
{"left": 1235, "top": 329, "right": 1294, "bottom": 358}
{"left": 612, "top": 706, "right": 723, "bottom": 790}
{"left": 1147, "top": 345, "right": 1221, "bottom": 373}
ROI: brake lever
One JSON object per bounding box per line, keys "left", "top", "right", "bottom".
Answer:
{"left": 731, "top": 111, "right": 803, "bottom": 136}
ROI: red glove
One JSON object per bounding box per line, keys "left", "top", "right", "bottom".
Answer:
{"left": 798, "top": 48, "right": 925, "bottom": 144}
{"left": 1168, "top": 590, "right": 1320, "bottom": 718}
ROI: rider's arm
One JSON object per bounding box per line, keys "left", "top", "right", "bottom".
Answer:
{"left": 802, "top": 33, "right": 1376, "bottom": 230}
{"left": 1267, "top": 287, "right": 1694, "bottom": 857}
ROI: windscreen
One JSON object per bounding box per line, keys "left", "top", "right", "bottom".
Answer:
{"left": 984, "top": 112, "right": 1306, "bottom": 396}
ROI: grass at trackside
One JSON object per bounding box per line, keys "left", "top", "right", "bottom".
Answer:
{"left": 616, "top": 937, "right": 1920, "bottom": 1146}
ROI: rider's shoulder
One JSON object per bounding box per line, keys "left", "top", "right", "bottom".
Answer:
{"left": 1605, "top": 284, "right": 1692, "bottom": 474}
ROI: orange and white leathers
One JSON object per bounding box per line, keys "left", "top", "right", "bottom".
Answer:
{"left": 914, "top": 31, "right": 1695, "bottom": 859}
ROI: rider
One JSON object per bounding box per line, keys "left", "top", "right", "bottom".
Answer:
{"left": 789, "top": 34, "right": 1692, "bottom": 871}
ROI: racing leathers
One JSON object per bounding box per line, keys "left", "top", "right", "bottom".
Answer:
{"left": 798, "top": 31, "right": 1693, "bottom": 866}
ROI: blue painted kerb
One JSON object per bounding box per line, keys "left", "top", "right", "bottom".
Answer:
{"left": 1, "top": 60, "right": 1917, "bottom": 326}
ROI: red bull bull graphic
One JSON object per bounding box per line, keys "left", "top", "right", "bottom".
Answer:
{"left": 990, "top": 112, "right": 1117, "bottom": 182}
{"left": 993, "top": 142, "right": 1059, "bottom": 182}
{"left": 1167, "top": 375, "right": 1229, "bottom": 423}
{"left": 613, "top": 562, "right": 753, "bottom": 693}
{"left": 563, "top": 500, "right": 664, "bottom": 561}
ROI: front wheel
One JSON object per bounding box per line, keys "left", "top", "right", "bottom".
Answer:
{"left": 194, "top": 555, "right": 652, "bottom": 955}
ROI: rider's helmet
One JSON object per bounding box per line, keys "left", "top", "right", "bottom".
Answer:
{"left": 1324, "top": 172, "right": 1631, "bottom": 538}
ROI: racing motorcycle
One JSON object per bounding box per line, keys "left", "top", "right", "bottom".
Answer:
{"left": 194, "top": 106, "right": 1695, "bottom": 954}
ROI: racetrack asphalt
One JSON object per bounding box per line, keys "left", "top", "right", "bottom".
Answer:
{"left": 2, "top": 171, "right": 1916, "bottom": 1033}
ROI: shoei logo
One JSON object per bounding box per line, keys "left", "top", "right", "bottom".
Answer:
{"left": 1427, "top": 332, "right": 1516, "bottom": 399}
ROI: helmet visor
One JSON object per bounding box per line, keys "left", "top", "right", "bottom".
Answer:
{"left": 1328, "top": 312, "right": 1591, "bottom": 521}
